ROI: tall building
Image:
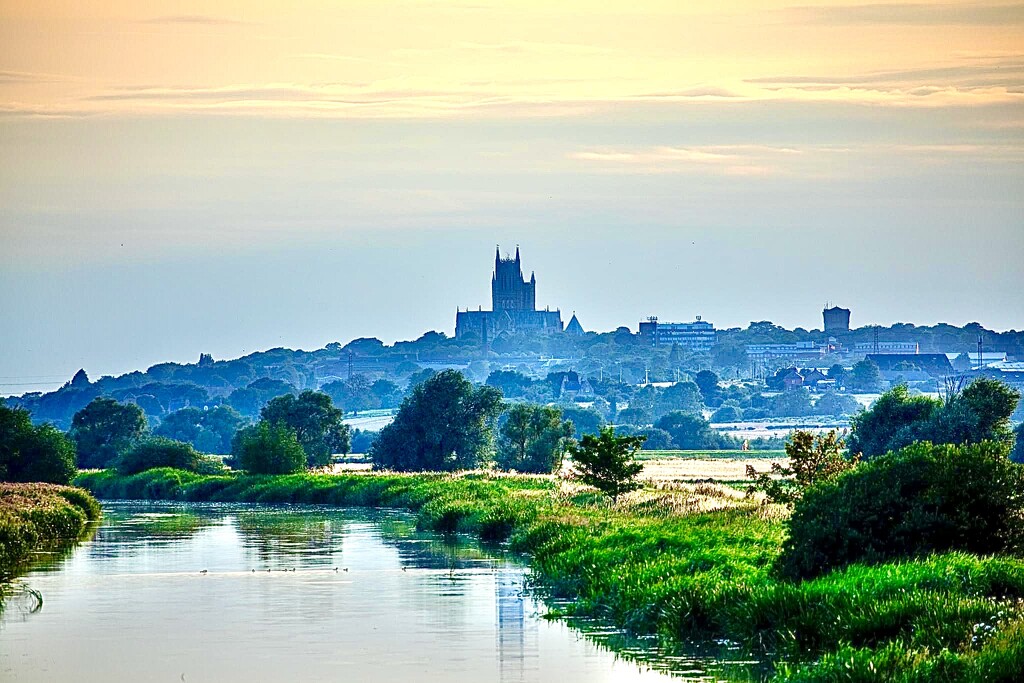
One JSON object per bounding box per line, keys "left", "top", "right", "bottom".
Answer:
{"left": 455, "top": 247, "right": 564, "bottom": 339}
{"left": 638, "top": 316, "right": 716, "bottom": 352}
{"left": 823, "top": 305, "right": 851, "bottom": 334}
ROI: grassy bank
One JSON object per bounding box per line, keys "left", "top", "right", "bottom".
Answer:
{"left": 0, "top": 482, "right": 101, "bottom": 580}
{"left": 76, "top": 468, "right": 1024, "bottom": 682}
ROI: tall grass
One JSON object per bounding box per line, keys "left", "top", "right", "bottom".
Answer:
{"left": 0, "top": 482, "right": 101, "bottom": 580}
{"left": 75, "top": 468, "right": 1024, "bottom": 681}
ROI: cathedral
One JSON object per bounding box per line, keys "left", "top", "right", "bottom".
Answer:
{"left": 455, "top": 247, "right": 568, "bottom": 340}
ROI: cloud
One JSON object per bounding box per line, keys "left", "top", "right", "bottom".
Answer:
{"left": 395, "top": 41, "right": 614, "bottom": 57}
{"left": 568, "top": 145, "right": 806, "bottom": 176}
{"left": 785, "top": 2, "right": 1024, "bottom": 26}
{"left": 141, "top": 15, "right": 254, "bottom": 27}
{"left": 0, "top": 70, "right": 66, "bottom": 84}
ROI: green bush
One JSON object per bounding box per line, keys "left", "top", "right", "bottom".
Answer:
{"left": 234, "top": 422, "right": 306, "bottom": 475}
{"left": 117, "top": 437, "right": 222, "bottom": 475}
{"left": 0, "top": 406, "right": 77, "bottom": 484}
{"left": 779, "top": 441, "right": 1024, "bottom": 579}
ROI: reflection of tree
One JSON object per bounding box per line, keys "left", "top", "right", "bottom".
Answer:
{"left": 1, "top": 522, "right": 100, "bottom": 617}
{"left": 234, "top": 511, "right": 345, "bottom": 566}
{"left": 87, "top": 509, "right": 214, "bottom": 560}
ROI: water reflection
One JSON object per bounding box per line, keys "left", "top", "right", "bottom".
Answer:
{"left": 0, "top": 502, "right": 757, "bottom": 682}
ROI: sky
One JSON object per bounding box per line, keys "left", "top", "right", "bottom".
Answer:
{"left": 1, "top": 0, "right": 1022, "bottom": 394}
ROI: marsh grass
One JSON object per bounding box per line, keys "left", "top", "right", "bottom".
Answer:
{"left": 76, "top": 468, "right": 1024, "bottom": 681}
{"left": 0, "top": 482, "right": 101, "bottom": 580}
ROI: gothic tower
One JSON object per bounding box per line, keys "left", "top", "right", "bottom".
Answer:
{"left": 491, "top": 246, "right": 536, "bottom": 311}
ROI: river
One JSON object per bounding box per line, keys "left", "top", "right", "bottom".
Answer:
{"left": 0, "top": 502, "right": 755, "bottom": 682}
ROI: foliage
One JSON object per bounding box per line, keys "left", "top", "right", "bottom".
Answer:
{"left": 0, "top": 405, "right": 78, "bottom": 485}
{"left": 779, "top": 441, "right": 1024, "bottom": 580}
{"left": 848, "top": 358, "right": 886, "bottom": 392}
{"left": 568, "top": 426, "right": 645, "bottom": 502}
{"left": 813, "top": 390, "right": 861, "bottom": 417}
{"left": 635, "top": 427, "right": 673, "bottom": 450}
{"left": 69, "top": 397, "right": 147, "bottom": 469}
{"left": 768, "top": 387, "right": 814, "bottom": 418}
{"left": 155, "top": 405, "right": 246, "bottom": 454}
{"left": 746, "top": 430, "right": 857, "bottom": 504}
{"left": 848, "top": 379, "right": 1020, "bottom": 459}
{"left": 233, "top": 422, "right": 307, "bottom": 475}
{"left": 1, "top": 483, "right": 100, "bottom": 579}
{"left": 653, "top": 381, "right": 704, "bottom": 419}
{"left": 496, "top": 404, "right": 574, "bottom": 473}
{"left": 371, "top": 370, "right": 504, "bottom": 471}
{"left": 261, "top": 390, "right": 350, "bottom": 467}
{"left": 654, "top": 411, "right": 737, "bottom": 450}
{"left": 117, "top": 436, "right": 224, "bottom": 475}
{"left": 226, "top": 377, "right": 296, "bottom": 419}
{"left": 1013, "top": 422, "right": 1024, "bottom": 464}
{"left": 710, "top": 404, "right": 743, "bottom": 422}
{"left": 559, "top": 406, "right": 605, "bottom": 439}
{"left": 485, "top": 370, "right": 534, "bottom": 398}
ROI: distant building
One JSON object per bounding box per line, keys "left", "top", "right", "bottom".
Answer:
{"left": 455, "top": 247, "right": 563, "bottom": 340}
{"left": 853, "top": 341, "right": 920, "bottom": 355}
{"left": 866, "top": 353, "right": 953, "bottom": 379}
{"left": 823, "top": 305, "right": 851, "bottom": 334}
{"left": 746, "top": 340, "right": 832, "bottom": 362}
{"left": 565, "top": 313, "right": 585, "bottom": 336}
{"left": 638, "top": 316, "right": 716, "bottom": 352}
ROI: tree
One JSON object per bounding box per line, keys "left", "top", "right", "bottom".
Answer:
{"left": 560, "top": 406, "right": 605, "bottom": 439}
{"left": 69, "top": 397, "right": 147, "bottom": 469}
{"left": 234, "top": 422, "right": 307, "bottom": 475}
{"left": 694, "top": 370, "right": 720, "bottom": 404}
{"left": 769, "top": 387, "right": 814, "bottom": 418}
{"left": 636, "top": 427, "right": 672, "bottom": 450}
{"left": 496, "top": 404, "right": 573, "bottom": 473}
{"left": 814, "top": 390, "right": 861, "bottom": 417}
{"left": 117, "top": 437, "right": 219, "bottom": 475}
{"left": 711, "top": 404, "right": 743, "bottom": 422}
{"left": 654, "top": 381, "right": 704, "bottom": 419}
{"left": 746, "top": 430, "right": 858, "bottom": 504}
{"left": 848, "top": 379, "right": 1020, "bottom": 459}
{"left": 1012, "top": 422, "right": 1024, "bottom": 464}
{"left": 653, "top": 412, "right": 735, "bottom": 450}
{"left": 261, "top": 391, "right": 350, "bottom": 467}
{"left": 568, "top": 426, "right": 646, "bottom": 503}
{"left": 486, "top": 370, "right": 534, "bottom": 398}
{"left": 370, "top": 370, "right": 504, "bottom": 471}
{"left": 848, "top": 359, "right": 885, "bottom": 392}
{"left": 827, "top": 364, "right": 847, "bottom": 385}
{"left": 155, "top": 405, "right": 246, "bottom": 454}
{"left": 0, "top": 405, "right": 77, "bottom": 484}
{"left": 227, "top": 378, "right": 295, "bottom": 418}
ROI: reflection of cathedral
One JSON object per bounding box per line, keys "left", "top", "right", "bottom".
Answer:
{"left": 496, "top": 568, "right": 537, "bottom": 682}
{"left": 455, "top": 247, "right": 564, "bottom": 340}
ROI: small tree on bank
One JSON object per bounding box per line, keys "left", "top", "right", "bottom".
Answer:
{"left": 0, "top": 405, "right": 77, "bottom": 484}
{"left": 568, "top": 426, "right": 646, "bottom": 503}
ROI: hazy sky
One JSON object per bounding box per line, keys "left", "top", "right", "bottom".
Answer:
{"left": 1, "top": 1, "right": 1022, "bottom": 393}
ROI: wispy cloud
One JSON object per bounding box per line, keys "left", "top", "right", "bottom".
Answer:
{"left": 395, "top": 41, "right": 614, "bottom": 57}
{"left": 141, "top": 15, "right": 254, "bottom": 27}
{"left": 785, "top": 2, "right": 1024, "bottom": 26}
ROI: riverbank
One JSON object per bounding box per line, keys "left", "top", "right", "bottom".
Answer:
{"left": 0, "top": 483, "right": 101, "bottom": 580}
{"left": 76, "top": 468, "right": 1024, "bottom": 682}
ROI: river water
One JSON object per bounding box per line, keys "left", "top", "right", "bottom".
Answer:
{"left": 0, "top": 502, "right": 752, "bottom": 682}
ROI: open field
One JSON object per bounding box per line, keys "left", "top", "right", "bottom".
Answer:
{"left": 75, "top": 467, "right": 1024, "bottom": 682}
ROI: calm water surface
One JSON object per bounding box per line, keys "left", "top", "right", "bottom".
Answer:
{"left": 0, "top": 502, "right": 749, "bottom": 682}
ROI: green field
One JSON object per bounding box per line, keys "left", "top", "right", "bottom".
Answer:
{"left": 73, "top": 467, "right": 1024, "bottom": 682}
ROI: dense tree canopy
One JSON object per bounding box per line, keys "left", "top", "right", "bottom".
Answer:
{"left": 847, "top": 359, "right": 885, "bottom": 392}
{"left": 496, "top": 404, "right": 573, "bottom": 473}
{"left": 117, "top": 437, "right": 219, "bottom": 475}
{"left": 0, "top": 405, "right": 77, "bottom": 484}
{"left": 848, "top": 379, "right": 1020, "bottom": 459}
{"left": 371, "top": 370, "right": 504, "bottom": 472}
{"left": 155, "top": 405, "right": 246, "bottom": 454}
{"left": 261, "top": 391, "right": 350, "bottom": 467}
{"left": 69, "top": 397, "right": 147, "bottom": 469}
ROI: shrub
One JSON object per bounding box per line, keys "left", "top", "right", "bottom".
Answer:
{"left": 747, "top": 430, "right": 857, "bottom": 504}
{"left": 234, "top": 422, "right": 307, "bottom": 475}
{"left": 117, "top": 437, "right": 212, "bottom": 475}
{"left": 779, "top": 441, "right": 1024, "bottom": 579}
